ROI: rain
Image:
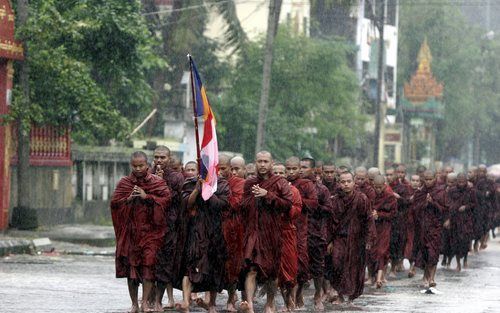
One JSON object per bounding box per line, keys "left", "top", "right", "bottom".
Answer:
{"left": 0, "top": 1, "right": 499, "bottom": 313}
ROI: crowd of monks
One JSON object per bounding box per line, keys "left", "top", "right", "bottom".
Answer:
{"left": 110, "top": 146, "right": 500, "bottom": 313}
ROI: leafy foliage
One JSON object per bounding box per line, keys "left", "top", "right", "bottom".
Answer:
{"left": 216, "top": 28, "right": 364, "bottom": 161}
{"left": 12, "top": 0, "right": 165, "bottom": 144}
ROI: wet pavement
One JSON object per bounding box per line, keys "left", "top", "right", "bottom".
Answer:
{"left": 1, "top": 237, "right": 500, "bottom": 313}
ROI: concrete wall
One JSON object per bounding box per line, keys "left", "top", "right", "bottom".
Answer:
{"left": 10, "top": 166, "right": 74, "bottom": 226}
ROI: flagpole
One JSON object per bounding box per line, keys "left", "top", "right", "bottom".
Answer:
{"left": 188, "top": 54, "right": 202, "bottom": 175}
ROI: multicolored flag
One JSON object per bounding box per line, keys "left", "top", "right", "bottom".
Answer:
{"left": 189, "top": 56, "right": 218, "bottom": 200}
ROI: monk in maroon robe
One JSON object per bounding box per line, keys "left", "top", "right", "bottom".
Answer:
{"left": 475, "top": 165, "right": 496, "bottom": 250}
{"left": 273, "top": 163, "right": 301, "bottom": 311}
{"left": 111, "top": 151, "right": 171, "bottom": 313}
{"left": 389, "top": 165, "right": 413, "bottom": 274}
{"left": 240, "top": 151, "right": 293, "bottom": 313}
{"left": 218, "top": 154, "right": 245, "bottom": 312}
{"left": 447, "top": 173, "right": 476, "bottom": 271}
{"left": 405, "top": 175, "right": 419, "bottom": 278}
{"left": 285, "top": 156, "right": 318, "bottom": 309}
{"left": 355, "top": 167, "right": 376, "bottom": 201}
{"left": 322, "top": 163, "right": 341, "bottom": 196}
{"left": 327, "top": 172, "right": 376, "bottom": 304}
{"left": 368, "top": 175, "right": 396, "bottom": 288}
{"left": 152, "top": 146, "right": 185, "bottom": 310}
{"left": 175, "top": 176, "right": 229, "bottom": 313}
{"left": 413, "top": 170, "right": 447, "bottom": 288}
{"left": 301, "top": 157, "right": 333, "bottom": 311}
{"left": 441, "top": 173, "right": 457, "bottom": 268}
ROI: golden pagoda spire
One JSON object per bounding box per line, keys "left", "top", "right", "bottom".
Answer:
{"left": 417, "top": 37, "right": 432, "bottom": 64}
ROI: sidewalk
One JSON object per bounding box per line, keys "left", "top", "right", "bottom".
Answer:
{"left": 0, "top": 224, "right": 115, "bottom": 257}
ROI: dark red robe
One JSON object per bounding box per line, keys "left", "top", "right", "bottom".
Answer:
{"left": 223, "top": 175, "right": 245, "bottom": 286}
{"left": 289, "top": 177, "right": 318, "bottom": 284}
{"left": 279, "top": 184, "right": 302, "bottom": 288}
{"left": 368, "top": 186, "right": 396, "bottom": 274}
{"left": 328, "top": 190, "right": 376, "bottom": 300}
{"left": 403, "top": 187, "right": 417, "bottom": 261}
{"left": 308, "top": 178, "right": 333, "bottom": 279}
{"left": 356, "top": 182, "right": 376, "bottom": 202}
{"left": 241, "top": 174, "right": 293, "bottom": 283}
{"left": 413, "top": 184, "right": 447, "bottom": 269}
{"left": 154, "top": 168, "right": 185, "bottom": 285}
{"left": 111, "top": 173, "right": 171, "bottom": 281}
{"left": 447, "top": 185, "right": 476, "bottom": 258}
{"left": 178, "top": 177, "right": 229, "bottom": 292}
{"left": 389, "top": 179, "right": 413, "bottom": 262}
{"left": 475, "top": 177, "right": 496, "bottom": 234}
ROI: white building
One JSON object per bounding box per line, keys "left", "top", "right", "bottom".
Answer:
{"left": 206, "top": 0, "right": 310, "bottom": 44}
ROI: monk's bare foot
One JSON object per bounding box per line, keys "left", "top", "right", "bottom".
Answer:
{"left": 175, "top": 302, "right": 189, "bottom": 313}
{"left": 226, "top": 302, "right": 237, "bottom": 312}
{"left": 129, "top": 304, "right": 139, "bottom": 313}
{"left": 208, "top": 305, "right": 218, "bottom": 313}
{"left": 429, "top": 281, "right": 436, "bottom": 288}
{"left": 264, "top": 304, "right": 276, "bottom": 313}
{"left": 333, "top": 296, "right": 344, "bottom": 305}
{"left": 464, "top": 261, "right": 469, "bottom": 269}
{"left": 152, "top": 302, "right": 163, "bottom": 312}
{"left": 480, "top": 243, "right": 487, "bottom": 250}
{"left": 376, "top": 281, "right": 383, "bottom": 289}
{"left": 240, "top": 301, "right": 254, "bottom": 313}
{"left": 314, "top": 297, "right": 324, "bottom": 311}
{"left": 295, "top": 295, "right": 304, "bottom": 309}
{"left": 195, "top": 298, "right": 210, "bottom": 311}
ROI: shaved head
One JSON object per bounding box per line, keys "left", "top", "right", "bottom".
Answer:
{"left": 230, "top": 156, "right": 246, "bottom": 178}
{"left": 286, "top": 156, "right": 300, "bottom": 166}
{"left": 256, "top": 150, "right": 272, "bottom": 161}
{"left": 368, "top": 167, "right": 380, "bottom": 178}
{"left": 373, "top": 175, "right": 385, "bottom": 185}
{"left": 218, "top": 154, "right": 231, "bottom": 178}
{"left": 355, "top": 166, "right": 367, "bottom": 175}
{"left": 231, "top": 156, "right": 245, "bottom": 167}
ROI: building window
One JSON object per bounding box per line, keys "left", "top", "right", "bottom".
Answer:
{"left": 386, "top": 0, "right": 397, "bottom": 26}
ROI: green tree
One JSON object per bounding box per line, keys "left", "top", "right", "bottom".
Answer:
{"left": 217, "top": 28, "right": 363, "bottom": 161}
{"left": 12, "top": 0, "right": 165, "bottom": 144}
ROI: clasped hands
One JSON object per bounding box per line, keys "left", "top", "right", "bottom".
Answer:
{"left": 127, "top": 185, "right": 147, "bottom": 201}
{"left": 251, "top": 184, "right": 268, "bottom": 198}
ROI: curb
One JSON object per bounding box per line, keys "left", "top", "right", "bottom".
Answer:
{"left": 0, "top": 238, "right": 33, "bottom": 257}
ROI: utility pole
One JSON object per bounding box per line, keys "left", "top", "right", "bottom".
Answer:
{"left": 255, "top": 0, "right": 282, "bottom": 154}
{"left": 373, "top": 0, "right": 385, "bottom": 168}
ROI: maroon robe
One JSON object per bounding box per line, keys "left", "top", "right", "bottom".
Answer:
{"left": 279, "top": 184, "right": 302, "bottom": 288}
{"left": 403, "top": 187, "right": 417, "bottom": 261}
{"left": 356, "top": 182, "right": 376, "bottom": 202}
{"left": 389, "top": 180, "right": 413, "bottom": 262}
{"left": 475, "top": 177, "right": 496, "bottom": 234}
{"left": 241, "top": 173, "right": 293, "bottom": 283}
{"left": 223, "top": 175, "right": 245, "bottom": 286}
{"left": 328, "top": 190, "right": 376, "bottom": 300}
{"left": 447, "top": 185, "right": 476, "bottom": 258}
{"left": 154, "top": 168, "right": 185, "bottom": 285}
{"left": 111, "top": 173, "right": 171, "bottom": 281}
{"left": 178, "top": 177, "right": 229, "bottom": 292}
{"left": 413, "top": 184, "right": 447, "bottom": 269}
{"left": 368, "top": 186, "right": 396, "bottom": 274}
{"left": 309, "top": 178, "right": 333, "bottom": 279}
{"left": 289, "top": 177, "right": 318, "bottom": 284}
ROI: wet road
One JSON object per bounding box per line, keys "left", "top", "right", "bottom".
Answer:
{"left": 1, "top": 237, "right": 500, "bottom": 313}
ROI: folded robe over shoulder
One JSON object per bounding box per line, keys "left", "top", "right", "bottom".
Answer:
{"left": 279, "top": 184, "right": 302, "bottom": 288}
{"left": 368, "top": 186, "right": 396, "bottom": 273}
{"left": 241, "top": 174, "right": 292, "bottom": 284}
{"left": 111, "top": 173, "right": 171, "bottom": 280}
{"left": 178, "top": 177, "right": 229, "bottom": 293}
{"left": 328, "top": 190, "right": 376, "bottom": 300}
{"left": 413, "top": 184, "right": 446, "bottom": 269}
{"left": 289, "top": 177, "right": 318, "bottom": 284}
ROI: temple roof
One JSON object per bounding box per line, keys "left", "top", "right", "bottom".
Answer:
{"left": 403, "top": 38, "right": 443, "bottom": 103}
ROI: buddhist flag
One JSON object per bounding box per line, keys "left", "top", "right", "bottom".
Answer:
{"left": 189, "top": 56, "right": 218, "bottom": 200}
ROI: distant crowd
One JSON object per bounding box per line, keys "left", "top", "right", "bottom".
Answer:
{"left": 110, "top": 146, "right": 500, "bottom": 313}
